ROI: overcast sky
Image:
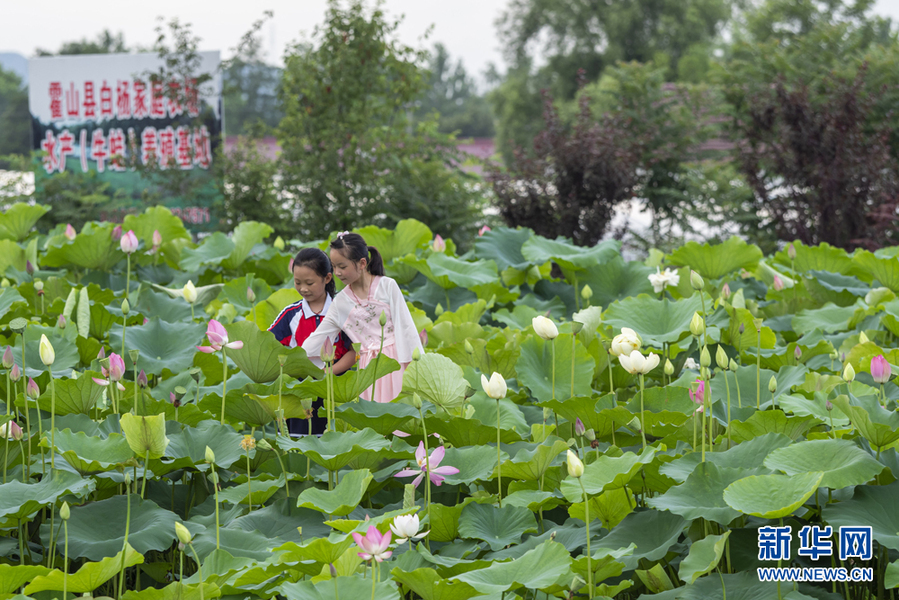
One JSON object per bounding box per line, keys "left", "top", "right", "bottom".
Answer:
{"left": 4, "top": 0, "right": 899, "bottom": 90}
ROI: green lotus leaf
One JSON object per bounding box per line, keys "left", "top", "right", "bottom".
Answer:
{"left": 228, "top": 500, "right": 327, "bottom": 546}
{"left": 831, "top": 394, "right": 899, "bottom": 449}
{"left": 634, "top": 562, "right": 674, "bottom": 595}
{"left": 0, "top": 240, "right": 26, "bottom": 277}
{"left": 41, "top": 429, "right": 134, "bottom": 474}
{"left": 179, "top": 232, "right": 236, "bottom": 272}
{"left": 433, "top": 445, "right": 500, "bottom": 486}
{"left": 120, "top": 317, "right": 207, "bottom": 376}
{"left": 245, "top": 287, "right": 302, "bottom": 330}
{"left": 43, "top": 495, "right": 177, "bottom": 560}
{"left": 0, "top": 564, "right": 52, "bottom": 594}
{"left": 450, "top": 539, "right": 571, "bottom": 594}
{"left": 333, "top": 400, "right": 420, "bottom": 435}
{"left": 668, "top": 237, "right": 763, "bottom": 280}
{"left": 678, "top": 531, "right": 730, "bottom": 585}
{"left": 474, "top": 226, "right": 533, "bottom": 271}
{"left": 457, "top": 502, "right": 538, "bottom": 552}
{"left": 778, "top": 393, "right": 851, "bottom": 428}
{"left": 791, "top": 302, "right": 859, "bottom": 335}
{"left": 120, "top": 413, "right": 168, "bottom": 459}
{"left": 24, "top": 543, "right": 143, "bottom": 593}
{"left": 123, "top": 205, "right": 191, "bottom": 247}
{"left": 516, "top": 333, "right": 594, "bottom": 402}
{"left": 521, "top": 236, "right": 619, "bottom": 272}
{"left": 495, "top": 438, "right": 568, "bottom": 482}
{"left": 224, "top": 320, "right": 323, "bottom": 383}
{"left": 402, "top": 352, "right": 467, "bottom": 410}
{"left": 605, "top": 294, "right": 704, "bottom": 347}
{"left": 42, "top": 222, "right": 124, "bottom": 271}
{"left": 274, "top": 534, "right": 355, "bottom": 565}
{"left": 219, "top": 276, "right": 272, "bottom": 315}
{"left": 14, "top": 324, "right": 79, "bottom": 378}
{"left": 723, "top": 472, "right": 823, "bottom": 519}
{"left": 539, "top": 394, "right": 621, "bottom": 437}
{"left": 568, "top": 487, "right": 634, "bottom": 530}
{"left": 0, "top": 470, "right": 94, "bottom": 521}
{"left": 290, "top": 356, "right": 399, "bottom": 404}
{"left": 578, "top": 256, "right": 655, "bottom": 308}
{"left": 390, "top": 567, "right": 484, "bottom": 600}
{"left": 31, "top": 372, "right": 105, "bottom": 416}
{"left": 424, "top": 414, "right": 523, "bottom": 447}
{"left": 676, "top": 571, "right": 778, "bottom": 600}
{"left": 659, "top": 433, "right": 792, "bottom": 483}
{"left": 219, "top": 474, "right": 285, "bottom": 506}
{"left": 763, "top": 438, "right": 884, "bottom": 489}
{"left": 502, "top": 490, "right": 565, "bottom": 514}
{"left": 123, "top": 582, "right": 222, "bottom": 600}
{"left": 163, "top": 420, "right": 246, "bottom": 470}
{"left": 593, "top": 509, "right": 686, "bottom": 571}
{"left": 296, "top": 468, "right": 373, "bottom": 517}
{"left": 278, "top": 429, "right": 392, "bottom": 471}
{"left": 649, "top": 463, "right": 767, "bottom": 526}
{"left": 0, "top": 203, "right": 48, "bottom": 241}
{"left": 728, "top": 410, "right": 817, "bottom": 443}
{"left": 804, "top": 270, "right": 869, "bottom": 306}
{"left": 221, "top": 221, "right": 273, "bottom": 270}
{"left": 721, "top": 306, "right": 776, "bottom": 350}
{"left": 280, "top": 576, "right": 400, "bottom": 600}
{"left": 492, "top": 304, "right": 541, "bottom": 331}
{"left": 355, "top": 220, "right": 433, "bottom": 264}
{"left": 854, "top": 250, "right": 899, "bottom": 292}
{"left": 823, "top": 481, "right": 899, "bottom": 550}
{"left": 772, "top": 240, "right": 855, "bottom": 275}
{"left": 469, "top": 395, "right": 528, "bottom": 437}
{"left": 561, "top": 447, "right": 657, "bottom": 500}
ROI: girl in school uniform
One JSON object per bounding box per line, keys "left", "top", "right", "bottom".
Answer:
{"left": 302, "top": 232, "right": 423, "bottom": 402}
{"left": 268, "top": 248, "right": 355, "bottom": 434}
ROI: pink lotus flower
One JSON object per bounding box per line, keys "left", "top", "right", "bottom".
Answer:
{"left": 64, "top": 224, "right": 76, "bottom": 241}
{"left": 772, "top": 275, "right": 784, "bottom": 291}
{"left": 478, "top": 225, "right": 491, "bottom": 236}
{"left": 120, "top": 230, "right": 139, "bottom": 254}
{"left": 111, "top": 225, "right": 122, "bottom": 242}
{"left": 108, "top": 353, "right": 125, "bottom": 381}
{"left": 197, "top": 319, "right": 244, "bottom": 353}
{"left": 871, "top": 354, "right": 891, "bottom": 385}
{"left": 352, "top": 525, "right": 392, "bottom": 562}
{"left": 688, "top": 379, "right": 705, "bottom": 405}
{"left": 395, "top": 442, "right": 459, "bottom": 487}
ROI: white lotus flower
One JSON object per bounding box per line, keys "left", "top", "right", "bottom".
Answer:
{"left": 618, "top": 350, "right": 660, "bottom": 375}
{"left": 648, "top": 267, "right": 680, "bottom": 293}
{"left": 389, "top": 514, "right": 429, "bottom": 544}
{"left": 480, "top": 372, "right": 507, "bottom": 399}
{"left": 610, "top": 328, "right": 641, "bottom": 357}
{"left": 532, "top": 315, "right": 559, "bottom": 340}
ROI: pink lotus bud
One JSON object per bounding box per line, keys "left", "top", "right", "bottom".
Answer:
{"left": 25, "top": 378, "right": 40, "bottom": 399}
{"left": 1, "top": 346, "right": 12, "bottom": 369}
{"left": 64, "top": 224, "right": 76, "bottom": 241}
{"left": 478, "top": 225, "right": 491, "bottom": 236}
{"left": 871, "top": 354, "right": 891, "bottom": 385}
{"left": 247, "top": 287, "right": 256, "bottom": 303}
{"left": 25, "top": 261, "right": 34, "bottom": 276}
{"left": 320, "top": 337, "right": 334, "bottom": 362}
{"left": 108, "top": 353, "right": 126, "bottom": 382}
{"left": 57, "top": 315, "right": 66, "bottom": 329}
{"left": 794, "top": 346, "right": 802, "bottom": 360}
{"left": 772, "top": 275, "right": 784, "bottom": 291}
{"left": 574, "top": 417, "right": 586, "bottom": 436}
{"left": 111, "top": 225, "right": 123, "bottom": 241}
{"left": 0, "top": 421, "right": 23, "bottom": 441}
{"left": 787, "top": 243, "right": 796, "bottom": 260}
{"left": 152, "top": 229, "right": 162, "bottom": 247}
{"left": 120, "top": 230, "right": 139, "bottom": 254}
{"left": 9, "top": 364, "right": 21, "bottom": 382}
{"left": 137, "top": 369, "right": 148, "bottom": 388}
{"left": 432, "top": 234, "right": 446, "bottom": 252}
{"left": 720, "top": 283, "right": 731, "bottom": 301}
{"left": 97, "top": 347, "right": 106, "bottom": 360}
{"left": 419, "top": 328, "right": 428, "bottom": 348}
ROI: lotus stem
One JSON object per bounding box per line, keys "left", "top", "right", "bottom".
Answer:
{"left": 724, "top": 370, "right": 732, "bottom": 449}
{"left": 190, "top": 303, "right": 195, "bottom": 320}
{"left": 141, "top": 450, "right": 149, "bottom": 499}
{"left": 63, "top": 516, "right": 69, "bottom": 599}
{"left": 277, "top": 363, "right": 284, "bottom": 436}
{"left": 133, "top": 362, "right": 139, "bottom": 416}
{"left": 3, "top": 374, "right": 9, "bottom": 483}
{"left": 50, "top": 376, "right": 56, "bottom": 477}
{"left": 22, "top": 383, "right": 31, "bottom": 479}
{"left": 571, "top": 332, "right": 576, "bottom": 399}
{"left": 579, "top": 478, "right": 593, "bottom": 599}
{"left": 246, "top": 448, "right": 253, "bottom": 512}
{"left": 188, "top": 542, "right": 204, "bottom": 600}
{"left": 211, "top": 467, "right": 220, "bottom": 548}
{"left": 18, "top": 519, "right": 25, "bottom": 565}
{"left": 117, "top": 488, "right": 132, "bottom": 600}
{"left": 125, "top": 254, "right": 131, "bottom": 305}
{"left": 220, "top": 349, "right": 228, "bottom": 425}
{"left": 273, "top": 446, "right": 290, "bottom": 498}
{"left": 418, "top": 405, "right": 432, "bottom": 550}
{"left": 639, "top": 374, "right": 647, "bottom": 451}
{"left": 496, "top": 397, "right": 502, "bottom": 507}
{"left": 371, "top": 559, "right": 377, "bottom": 600}
{"left": 755, "top": 328, "right": 761, "bottom": 410}
{"left": 36, "top": 388, "right": 45, "bottom": 477}
{"left": 701, "top": 382, "right": 707, "bottom": 463}
{"left": 121, "top": 313, "right": 127, "bottom": 359}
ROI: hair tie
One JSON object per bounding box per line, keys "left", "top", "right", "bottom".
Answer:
{"left": 336, "top": 231, "right": 350, "bottom": 239}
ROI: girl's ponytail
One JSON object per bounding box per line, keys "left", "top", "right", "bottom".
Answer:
{"left": 367, "top": 246, "right": 385, "bottom": 276}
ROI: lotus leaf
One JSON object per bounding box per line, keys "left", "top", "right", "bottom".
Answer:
{"left": 450, "top": 539, "right": 571, "bottom": 594}
{"left": 457, "top": 503, "right": 538, "bottom": 551}
{"left": 764, "top": 438, "right": 884, "bottom": 489}
{"left": 402, "top": 352, "right": 467, "bottom": 410}
{"left": 723, "top": 472, "right": 823, "bottom": 519}
{"left": 517, "top": 332, "right": 594, "bottom": 402}
{"left": 0, "top": 470, "right": 94, "bottom": 521}
{"left": 390, "top": 567, "right": 484, "bottom": 600}
{"left": 280, "top": 576, "right": 400, "bottom": 600}
{"left": 24, "top": 544, "right": 143, "bottom": 593}
{"left": 41, "top": 429, "right": 133, "bottom": 473}
{"left": 296, "top": 468, "right": 373, "bottom": 516}
{"left": 668, "top": 237, "right": 763, "bottom": 279}
{"left": 604, "top": 294, "right": 704, "bottom": 347}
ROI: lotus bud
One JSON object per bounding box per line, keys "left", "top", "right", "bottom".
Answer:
{"left": 34, "top": 280, "right": 43, "bottom": 293}
{"left": 700, "top": 366, "right": 710, "bottom": 380}
{"left": 787, "top": 243, "right": 796, "bottom": 260}
{"left": 435, "top": 303, "right": 444, "bottom": 316}
{"left": 329, "top": 563, "right": 338, "bottom": 578}
{"left": 411, "top": 392, "right": 423, "bottom": 409}
{"left": 152, "top": 229, "right": 162, "bottom": 247}
{"left": 738, "top": 323, "right": 745, "bottom": 335}
{"left": 0, "top": 278, "right": 8, "bottom": 287}
{"left": 124, "top": 472, "right": 131, "bottom": 486}
{"left": 532, "top": 315, "right": 559, "bottom": 340}
{"left": 120, "top": 230, "right": 139, "bottom": 254}
{"left": 584, "top": 428, "right": 596, "bottom": 442}
{"left": 121, "top": 299, "right": 130, "bottom": 314}
{"left": 137, "top": 369, "right": 148, "bottom": 388}
{"left": 9, "top": 364, "right": 21, "bottom": 382}
{"left": 841, "top": 352, "right": 846, "bottom": 363}
{"left": 574, "top": 418, "right": 586, "bottom": 436}
{"left": 57, "top": 315, "right": 66, "bottom": 329}
{"left": 205, "top": 446, "right": 216, "bottom": 464}
{"left": 0, "top": 421, "right": 23, "bottom": 441}
{"left": 182, "top": 280, "right": 197, "bottom": 304}
{"left": 464, "top": 339, "right": 474, "bottom": 354}
{"left": 771, "top": 275, "right": 784, "bottom": 292}
{"left": 256, "top": 439, "right": 272, "bottom": 451}
{"left": 320, "top": 337, "right": 334, "bottom": 363}
{"left": 478, "top": 225, "right": 491, "bottom": 236}
{"left": 716, "top": 346, "right": 728, "bottom": 369}
{"left": 871, "top": 354, "right": 891, "bottom": 384}
{"left": 57, "top": 501, "right": 71, "bottom": 521}
{"left": 700, "top": 346, "right": 711, "bottom": 368}
{"left": 39, "top": 334, "right": 55, "bottom": 367}
{"left": 664, "top": 359, "right": 674, "bottom": 376}
{"left": 273, "top": 236, "right": 285, "bottom": 250}
{"left": 175, "top": 522, "right": 192, "bottom": 545}
{"left": 25, "top": 260, "right": 34, "bottom": 275}
{"left": 826, "top": 400, "right": 833, "bottom": 411}
{"left": 768, "top": 376, "right": 777, "bottom": 393}
{"left": 419, "top": 328, "right": 428, "bottom": 347}
{"left": 690, "top": 270, "right": 704, "bottom": 290}
{"left": 378, "top": 310, "right": 387, "bottom": 327}
{"left": 859, "top": 332, "right": 869, "bottom": 344}
{"left": 689, "top": 312, "right": 704, "bottom": 337}
{"left": 842, "top": 363, "right": 856, "bottom": 383}
{"left": 432, "top": 234, "right": 446, "bottom": 252}
{"left": 170, "top": 393, "right": 180, "bottom": 408}
{"left": 111, "top": 225, "right": 123, "bottom": 242}
{"left": 412, "top": 348, "right": 421, "bottom": 361}
{"left": 720, "top": 283, "right": 731, "bottom": 301}
{"left": 581, "top": 284, "right": 593, "bottom": 301}
{"left": 247, "top": 287, "right": 256, "bottom": 303}
{"left": 566, "top": 450, "right": 584, "bottom": 478}
{"left": 64, "top": 224, "right": 76, "bottom": 241}
{"left": 480, "top": 372, "right": 507, "bottom": 399}
{"left": 2, "top": 346, "right": 13, "bottom": 369}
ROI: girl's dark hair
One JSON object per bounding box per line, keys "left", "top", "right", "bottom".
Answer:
{"left": 329, "top": 232, "right": 385, "bottom": 276}
{"left": 292, "top": 248, "right": 336, "bottom": 297}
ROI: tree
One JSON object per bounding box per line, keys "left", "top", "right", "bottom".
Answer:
{"left": 36, "top": 29, "right": 129, "bottom": 56}
{"left": 735, "top": 68, "right": 899, "bottom": 250}
{"left": 415, "top": 44, "right": 494, "bottom": 138}
{"left": 0, "top": 66, "right": 30, "bottom": 166}
{"left": 488, "top": 87, "right": 641, "bottom": 246}
{"left": 277, "top": 0, "right": 485, "bottom": 243}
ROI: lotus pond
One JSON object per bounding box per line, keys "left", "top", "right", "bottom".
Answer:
{"left": 2, "top": 203, "right": 899, "bottom": 599}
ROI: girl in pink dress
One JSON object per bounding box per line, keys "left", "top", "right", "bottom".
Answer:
{"left": 301, "top": 232, "right": 424, "bottom": 402}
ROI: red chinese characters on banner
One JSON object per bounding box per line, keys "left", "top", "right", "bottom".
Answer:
{"left": 108, "top": 128, "right": 126, "bottom": 171}
{"left": 176, "top": 126, "right": 192, "bottom": 169}
{"left": 40, "top": 131, "right": 59, "bottom": 173}
{"left": 99, "top": 81, "right": 114, "bottom": 118}
{"left": 65, "top": 83, "right": 79, "bottom": 118}
{"left": 58, "top": 131, "right": 75, "bottom": 171}
{"left": 141, "top": 126, "right": 158, "bottom": 166}
{"left": 133, "top": 80, "right": 149, "bottom": 119}
{"left": 193, "top": 125, "right": 211, "bottom": 169}
{"left": 49, "top": 82, "right": 63, "bottom": 120}
{"left": 91, "top": 129, "right": 108, "bottom": 172}
{"left": 170, "top": 206, "right": 211, "bottom": 224}
{"left": 158, "top": 126, "right": 175, "bottom": 168}
{"left": 48, "top": 76, "right": 206, "bottom": 121}
{"left": 150, "top": 81, "right": 166, "bottom": 119}
{"left": 116, "top": 80, "right": 131, "bottom": 118}
{"left": 83, "top": 82, "right": 96, "bottom": 119}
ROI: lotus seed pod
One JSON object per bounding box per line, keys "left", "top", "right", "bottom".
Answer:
{"left": 33, "top": 280, "right": 43, "bottom": 292}
{"left": 768, "top": 376, "right": 777, "bottom": 393}
{"left": 571, "top": 320, "right": 584, "bottom": 335}
{"left": 664, "top": 359, "right": 674, "bottom": 376}
{"left": 412, "top": 347, "right": 421, "bottom": 361}
{"left": 690, "top": 270, "right": 704, "bottom": 290}
{"left": 716, "top": 346, "right": 728, "bottom": 369}
{"left": 584, "top": 428, "right": 596, "bottom": 442}
{"left": 700, "top": 346, "right": 711, "bottom": 368}
{"left": 175, "top": 522, "right": 192, "bottom": 545}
